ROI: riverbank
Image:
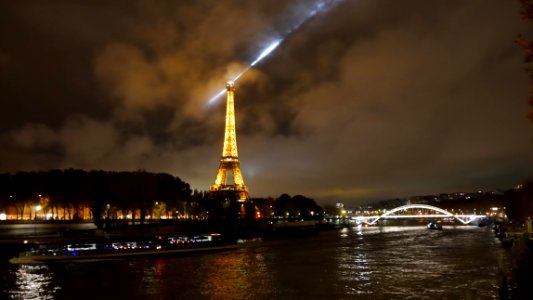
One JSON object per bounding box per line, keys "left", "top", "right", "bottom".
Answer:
{"left": 495, "top": 220, "right": 533, "bottom": 299}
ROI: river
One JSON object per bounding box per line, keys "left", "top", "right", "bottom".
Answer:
{"left": 1, "top": 226, "right": 513, "bottom": 299}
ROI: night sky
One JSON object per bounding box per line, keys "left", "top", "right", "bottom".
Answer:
{"left": 1, "top": 0, "right": 532, "bottom": 206}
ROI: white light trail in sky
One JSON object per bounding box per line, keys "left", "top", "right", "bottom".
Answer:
{"left": 207, "top": 0, "right": 342, "bottom": 105}
{"left": 250, "top": 39, "right": 282, "bottom": 67}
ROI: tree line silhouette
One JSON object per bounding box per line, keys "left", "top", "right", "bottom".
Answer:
{"left": 0, "top": 169, "right": 324, "bottom": 227}
{"left": 0, "top": 169, "right": 194, "bottom": 225}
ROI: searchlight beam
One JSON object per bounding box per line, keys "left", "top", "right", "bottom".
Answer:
{"left": 207, "top": 0, "right": 343, "bottom": 105}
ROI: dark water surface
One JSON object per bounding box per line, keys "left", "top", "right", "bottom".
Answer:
{"left": 1, "top": 226, "right": 512, "bottom": 299}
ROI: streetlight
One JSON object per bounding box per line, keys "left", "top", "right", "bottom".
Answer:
{"left": 35, "top": 205, "right": 42, "bottom": 220}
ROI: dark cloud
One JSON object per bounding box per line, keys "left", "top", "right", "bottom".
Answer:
{"left": 0, "top": 0, "right": 532, "bottom": 205}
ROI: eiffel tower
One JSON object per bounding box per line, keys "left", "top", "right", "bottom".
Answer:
{"left": 209, "top": 81, "right": 249, "bottom": 202}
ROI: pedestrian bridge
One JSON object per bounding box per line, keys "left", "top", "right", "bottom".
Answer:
{"left": 352, "top": 204, "right": 485, "bottom": 225}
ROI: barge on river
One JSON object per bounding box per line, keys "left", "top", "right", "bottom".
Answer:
{"left": 9, "top": 233, "right": 236, "bottom": 264}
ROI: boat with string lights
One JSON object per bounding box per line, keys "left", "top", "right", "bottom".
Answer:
{"left": 9, "top": 233, "right": 236, "bottom": 264}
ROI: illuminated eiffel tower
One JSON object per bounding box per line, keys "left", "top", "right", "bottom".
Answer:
{"left": 209, "top": 81, "right": 249, "bottom": 202}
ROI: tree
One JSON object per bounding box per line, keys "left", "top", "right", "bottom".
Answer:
{"left": 130, "top": 171, "right": 157, "bottom": 225}
{"left": 274, "top": 194, "right": 323, "bottom": 220}
{"left": 0, "top": 173, "right": 9, "bottom": 212}
{"left": 89, "top": 170, "right": 110, "bottom": 228}
{"left": 10, "top": 171, "right": 39, "bottom": 220}
{"left": 504, "top": 181, "right": 533, "bottom": 222}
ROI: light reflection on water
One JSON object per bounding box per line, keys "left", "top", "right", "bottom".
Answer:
{"left": 335, "top": 226, "right": 510, "bottom": 299}
{"left": 2, "top": 226, "right": 512, "bottom": 299}
{"left": 199, "top": 253, "right": 251, "bottom": 299}
{"left": 10, "top": 265, "right": 60, "bottom": 299}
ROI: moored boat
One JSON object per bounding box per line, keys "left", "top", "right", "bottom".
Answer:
{"left": 427, "top": 222, "right": 443, "bottom": 230}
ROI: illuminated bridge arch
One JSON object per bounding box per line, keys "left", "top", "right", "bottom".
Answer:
{"left": 353, "top": 204, "right": 484, "bottom": 226}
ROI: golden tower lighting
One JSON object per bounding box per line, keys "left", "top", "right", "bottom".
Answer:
{"left": 209, "top": 81, "right": 249, "bottom": 201}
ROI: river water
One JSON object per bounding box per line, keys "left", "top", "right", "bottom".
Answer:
{"left": 1, "top": 226, "right": 513, "bottom": 299}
